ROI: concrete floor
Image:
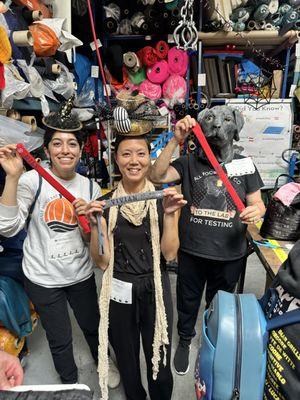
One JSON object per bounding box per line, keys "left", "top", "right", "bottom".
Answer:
{"left": 22, "top": 253, "right": 266, "bottom": 399}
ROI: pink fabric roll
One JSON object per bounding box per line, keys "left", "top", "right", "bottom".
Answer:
{"left": 146, "top": 60, "right": 169, "bottom": 84}
{"left": 139, "top": 79, "right": 162, "bottom": 100}
{"left": 167, "top": 47, "right": 188, "bottom": 76}
{"left": 162, "top": 74, "right": 187, "bottom": 106}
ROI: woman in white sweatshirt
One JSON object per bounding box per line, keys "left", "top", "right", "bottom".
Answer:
{"left": 0, "top": 128, "right": 101, "bottom": 384}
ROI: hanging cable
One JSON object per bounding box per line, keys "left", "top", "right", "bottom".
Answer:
{"left": 86, "top": 0, "right": 111, "bottom": 107}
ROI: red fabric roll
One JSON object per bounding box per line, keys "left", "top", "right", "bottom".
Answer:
{"left": 137, "top": 46, "right": 158, "bottom": 67}
{"left": 155, "top": 40, "right": 169, "bottom": 59}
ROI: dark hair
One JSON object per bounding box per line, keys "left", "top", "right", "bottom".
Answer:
{"left": 114, "top": 134, "right": 151, "bottom": 154}
{"left": 43, "top": 128, "right": 86, "bottom": 149}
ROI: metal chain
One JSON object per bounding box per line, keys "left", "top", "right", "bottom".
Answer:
{"left": 173, "top": 0, "right": 198, "bottom": 51}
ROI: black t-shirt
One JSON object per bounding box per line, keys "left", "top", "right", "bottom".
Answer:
{"left": 264, "top": 285, "right": 300, "bottom": 400}
{"left": 104, "top": 200, "right": 166, "bottom": 275}
{"left": 171, "top": 154, "right": 264, "bottom": 261}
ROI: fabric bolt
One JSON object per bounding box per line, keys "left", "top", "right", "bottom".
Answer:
{"left": 24, "top": 274, "right": 100, "bottom": 384}
{"left": 138, "top": 46, "right": 158, "bottom": 67}
{"left": 147, "top": 60, "right": 169, "bottom": 84}
{"left": 162, "top": 74, "right": 187, "bottom": 105}
{"left": 167, "top": 47, "right": 188, "bottom": 76}
{"left": 139, "top": 79, "right": 162, "bottom": 100}
{"left": 2, "top": 10, "right": 33, "bottom": 62}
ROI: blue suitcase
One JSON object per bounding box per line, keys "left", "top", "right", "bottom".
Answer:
{"left": 195, "top": 290, "right": 267, "bottom": 400}
{"left": 195, "top": 290, "right": 300, "bottom": 400}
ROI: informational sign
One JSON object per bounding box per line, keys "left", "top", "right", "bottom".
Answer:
{"left": 226, "top": 99, "right": 293, "bottom": 188}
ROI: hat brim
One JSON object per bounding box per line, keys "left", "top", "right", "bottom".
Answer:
{"left": 111, "top": 119, "right": 153, "bottom": 136}
{"left": 42, "top": 117, "right": 83, "bottom": 132}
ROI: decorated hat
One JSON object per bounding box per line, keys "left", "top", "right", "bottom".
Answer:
{"left": 95, "top": 90, "right": 167, "bottom": 136}
{"left": 42, "top": 94, "right": 83, "bottom": 132}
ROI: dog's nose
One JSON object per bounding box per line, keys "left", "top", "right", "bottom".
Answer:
{"left": 213, "top": 124, "right": 221, "bottom": 130}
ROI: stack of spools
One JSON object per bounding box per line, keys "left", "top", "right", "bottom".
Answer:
{"left": 227, "top": 0, "right": 300, "bottom": 32}
{"left": 102, "top": 0, "right": 181, "bottom": 35}
{"left": 293, "top": 124, "right": 300, "bottom": 149}
{"left": 123, "top": 41, "right": 188, "bottom": 108}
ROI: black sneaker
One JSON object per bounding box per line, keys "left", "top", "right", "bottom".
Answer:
{"left": 174, "top": 340, "right": 190, "bottom": 375}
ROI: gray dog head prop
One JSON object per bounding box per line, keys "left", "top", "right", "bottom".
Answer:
{"left": 197, "top": 105, "right": 245, "bottom": 164}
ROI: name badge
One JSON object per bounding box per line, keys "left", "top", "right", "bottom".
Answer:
{"left": 111, "top": 278, "right": 132, "bottom": 305}
{"left": 225, "top": 157, "right": 255, "bottom": 177}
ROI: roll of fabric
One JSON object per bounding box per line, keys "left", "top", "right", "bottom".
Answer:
{"left": 2, "top": 10, "right": 33, "bottom": 62}
{"left": 123, "top": 52, "right": 141, "bottom": 73}
{"left": 155, "top": 40, "right": 169, "bottom": 59}
{"left": 33, "top": 57, "right": 60, "bottom": 80}
{"left": 103, "top": 2, "right": 120, "bottom": 33}
{"left": 128, "top": 67, "right": 146, "bottom": 85}
{"left": 139, "top": 79, "right": 162, "bottom": 100}
{"left": 138, "top": 46, "right": 158, "bottom": 66}
{"left": 119, "top": 19, "right": 132, "bottom": 35}
{"left": 167, "top": 47, "right": 188, "bottom": 76}
{"left": 162, "top": 74, "right": 187, "bottom": 107}
{"left": 147, "top": 60, "right": 169, "bottom": 84}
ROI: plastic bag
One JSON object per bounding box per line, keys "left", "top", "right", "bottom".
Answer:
{"left": 29, "top": 22, "right": 60, "bottom": 57}
{"left": 0, "top": 115, "right": 44, "bottom": 152}
{"left": 32, "top": 18, "right": 83, "bottom": 53}
{"left": 1, "top": 64, "right": 31, "bottom": 108}
{"left": 43, "top": 60, "right": 75, "bottom": 99}
{"left": 17, "top": 59, "right": 56, "bottom": 116}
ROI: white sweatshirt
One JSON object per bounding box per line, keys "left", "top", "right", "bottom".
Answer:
{"left": 0, "top": 170, "right": 101, "bottom": 288}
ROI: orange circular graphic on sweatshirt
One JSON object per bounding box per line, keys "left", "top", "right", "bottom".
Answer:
{"left": 44, "top": 198, "right": 77, "bottom": 233}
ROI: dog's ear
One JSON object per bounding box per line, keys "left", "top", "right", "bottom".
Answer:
{"left": 197, "top": 108, "right": 210, "bottom": 125}
{"left": 231, "top": 108, "right": 244, "bottom": 141}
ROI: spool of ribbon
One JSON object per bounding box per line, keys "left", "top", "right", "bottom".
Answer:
{"left": 16, "top": 144, "right": 91, "bottom": 233}
{"left": 167, "top": 47, "right": 188, "bottom": 76}
{"left": 123, "top": 52, "right": 141, "bottom": 73}
{"left": 162, "top": 74, "right": 187, "bottom": 107}
{"left": 155, "top": 41, "right": 169, "bottom": 59}
{"left": 147, "top": 60, "right": 169, "bottom": 84}
{"left": 139, "top": 79, "right": 162, "bottom": 100}
{"left": 138, "top": 46, "right": 158, "bottom": 66}
{"left": 192, "top": 124, "right": 245, "bottom": 213}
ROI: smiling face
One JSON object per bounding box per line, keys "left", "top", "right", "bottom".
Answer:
{"left": 115, "top": 137, "right": 151, "bottom": 188}
{"left": 45, "top": 131, "right": 82, "bottom": 179}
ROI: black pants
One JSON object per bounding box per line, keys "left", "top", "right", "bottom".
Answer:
{"left": 24, "top": 274, "right": 100, "bottom": 383}
{"left": 109, "top": 270, "right": 173, "bottom": 400}
{"left": 177, "top": 250, "right": 246, "bottom": 343}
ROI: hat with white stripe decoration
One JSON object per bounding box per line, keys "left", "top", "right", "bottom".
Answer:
{"left": 95, "top": 90, "right": 167, "bottom": 136}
